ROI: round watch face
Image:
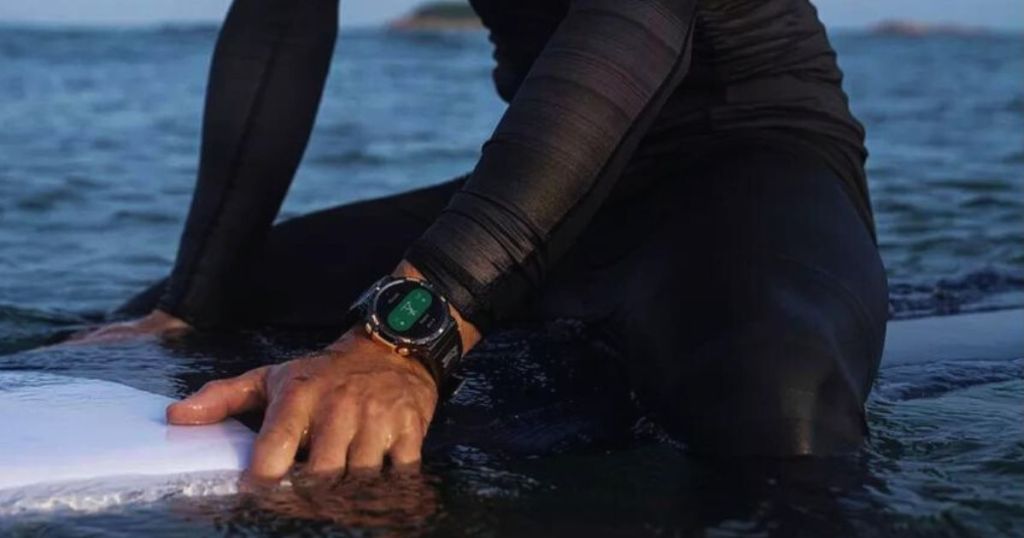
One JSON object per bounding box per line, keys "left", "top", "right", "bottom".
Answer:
{"left": 373, "top": 279, "right": 448, "bottom": 342}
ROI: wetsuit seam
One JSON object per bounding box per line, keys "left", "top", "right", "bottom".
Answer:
{"left": 168, "top": 9, "right": 302, "bottom": 323}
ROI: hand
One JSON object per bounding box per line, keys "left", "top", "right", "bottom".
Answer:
{"left": 166, "top": 329, "right": 439, "bottom": 481}
{"left": 64, "top": 309, "right": 190, "bottom": 345}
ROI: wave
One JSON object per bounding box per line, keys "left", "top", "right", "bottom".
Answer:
{"left": 873, "top": 357, "right": 1023, "bottom": 402}
{"left": 888, "top": 267, "right": 1024, "bottom": 318}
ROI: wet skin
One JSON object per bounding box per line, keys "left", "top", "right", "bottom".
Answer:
{"left": 72, "top": 261, "right": 482, "bottom": 481}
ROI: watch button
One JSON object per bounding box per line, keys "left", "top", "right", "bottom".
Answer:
{"left": 397, "top": 347, "right": 410, "bottom": 356}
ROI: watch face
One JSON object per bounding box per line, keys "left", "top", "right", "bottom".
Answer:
{"left": 373, "top": 279, "right": 447, "bottom": 342}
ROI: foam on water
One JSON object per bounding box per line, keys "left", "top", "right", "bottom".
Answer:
{"left": 0, "top": 472, "right": 240, "bottom": 516}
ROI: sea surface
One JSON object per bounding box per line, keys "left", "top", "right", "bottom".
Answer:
{"left": 0, "top": 25, "right": 1022, "bottom": 537}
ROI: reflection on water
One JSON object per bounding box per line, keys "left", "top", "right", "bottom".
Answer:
{"left": 237, "top": 471, "right": 441, "bottom": 531}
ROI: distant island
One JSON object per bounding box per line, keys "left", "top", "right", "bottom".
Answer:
{"left": 869, "top": 20, "right": 990, "bottom": 37}
{"left": 389, "top": 1, "right": 482, "bottom": 31}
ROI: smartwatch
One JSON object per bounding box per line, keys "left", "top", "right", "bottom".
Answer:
{"left": 345, "top": 276, "right": 463, "bottom": 392}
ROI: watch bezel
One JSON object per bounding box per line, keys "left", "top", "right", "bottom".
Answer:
{"left": 367, "top": 277, "right": 454, "bottom": 348}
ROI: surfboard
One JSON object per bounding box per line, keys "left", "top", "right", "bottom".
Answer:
{"left": 880, "top": 308, "right": 1023, "bottom": 365}
{"left": 0, "top": 372, "right": 254, "bottom": 494}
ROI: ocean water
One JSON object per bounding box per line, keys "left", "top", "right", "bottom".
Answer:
{"left": 0, "top": 26, "right": 1022, "bottom": 536}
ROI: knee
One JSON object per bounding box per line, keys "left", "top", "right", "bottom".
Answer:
{"left": 641, "top": 319, "right": 872, "bottom": 457}
{"left": 614, "top": 241, "right": 884, "bottom": 457}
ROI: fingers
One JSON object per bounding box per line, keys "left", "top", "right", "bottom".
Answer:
{"left": 387, "top": 434, "right": 424, "bottom": 470}
{"left": 346, "top": 396, "right": 430, "bottom": 473}
{"left": 306, "top": 403, "right": 358, "bottom": 476}
{"left": 166, "top": 367, "right": 268, "bottom": 425}
{"left": 306, "top": 396, "right": 427, "bottom": 478}
{"left": 348, "top": 426, "right": 395, "bottom": 473}
{"left": 248, "top": 387, "right": 313, "bottom": 480}
{"left": 61, "top": 311, "right": 189, "bottom": 347}
{"left": 386, "top": 406, "right": 426, "bottom": 469}
{"left": 59, "top": 324, "right": 144, "bottom": 347}
{"left": 171, "top": 345, "right": 436, "bottom": 483}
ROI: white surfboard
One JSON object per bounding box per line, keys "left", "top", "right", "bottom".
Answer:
{"left": 0, "top": 372, "right": 254, "bottom": 496}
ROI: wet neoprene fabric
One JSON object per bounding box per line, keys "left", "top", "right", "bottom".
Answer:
{"left": 156, "top": 0, "right": 872, "bottom": 332}
{"left": 134, "top": 0, "right": 891, "bottom": 455}
{"left": 125, "top": 139, "right": 889, "bottom": 456}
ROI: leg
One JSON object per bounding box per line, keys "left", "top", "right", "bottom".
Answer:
{"left": 121, "top": 178, "right": 465, "bottom": 327}
{"left": 576, "top": 141, "right": 888, "bottom": 456}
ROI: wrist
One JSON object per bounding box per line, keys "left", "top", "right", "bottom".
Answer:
{"left": 329, "top": 326, "right": 438, "bottom": 387}
{"left": 392, "top": 260, "right": 482, "bottom": 352}
{"left": 342, "top": 266, "right": 468, "bottom": 395}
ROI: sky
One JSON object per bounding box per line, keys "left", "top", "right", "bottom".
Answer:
{"left": 0, "top": 0, "right": 1021, "bottom": 30}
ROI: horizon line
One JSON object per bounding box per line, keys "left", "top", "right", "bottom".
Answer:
{"left": 1, "top": 19, "right": 1021, "bottom": 34}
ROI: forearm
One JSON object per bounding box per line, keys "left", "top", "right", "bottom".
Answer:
{"left": 160, "top": 0, "right": 339, "bottom": 327}
{"left": 406, "top": 0, "right": 698, "bottom": 331}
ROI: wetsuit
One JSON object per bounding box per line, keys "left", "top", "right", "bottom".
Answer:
{"left": 124, "top": 0, "right": 889, "bottom": 457}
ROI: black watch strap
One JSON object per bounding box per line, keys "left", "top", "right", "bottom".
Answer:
{"left": 415, "top": 321, "right": 463, "bottom": 396}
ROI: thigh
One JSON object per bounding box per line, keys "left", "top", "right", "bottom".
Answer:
{"left": 120, "top": 177, "right": 465, "bottom": 327}
{"left": 589, "top": 142, "right": 888, "bottom": 456}
{"left": 236, "top": 177, "right": 466, "bottom": 326}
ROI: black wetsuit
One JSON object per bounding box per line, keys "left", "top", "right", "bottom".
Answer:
{"left": 124, "top": 0, "right": 889, "bottom": 456}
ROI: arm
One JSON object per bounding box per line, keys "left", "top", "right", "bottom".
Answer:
{"left": 159, "top": 0, "right": 339, "bottom": 327}
{"left": 407, "top": 0, "right": 698, "bottom": 332}
{"left": 65, "top": 0, "right": 339, "bottom": 343}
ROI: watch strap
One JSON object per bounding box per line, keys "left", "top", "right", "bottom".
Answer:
{"left": 420, "top": 320, "right": 462, "bottom": 388}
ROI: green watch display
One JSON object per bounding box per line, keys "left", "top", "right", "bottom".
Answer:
{"left": 345, "top": 276, "right": 463, "bottom": 393}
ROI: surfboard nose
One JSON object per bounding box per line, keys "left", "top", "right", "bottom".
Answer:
{"left": 0, "top": 372, "right": 255, "bottom": 493}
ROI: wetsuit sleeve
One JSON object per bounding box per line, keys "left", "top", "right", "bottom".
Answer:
{"left": 157, "top": 0, "right": 338, "bottom": 327}
{"left": 405, "top": 0, "right": 698, "bottom": 331}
